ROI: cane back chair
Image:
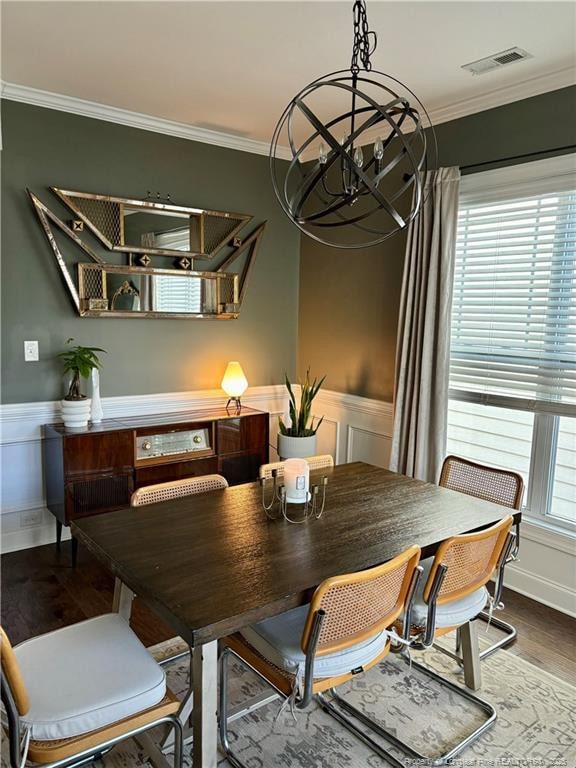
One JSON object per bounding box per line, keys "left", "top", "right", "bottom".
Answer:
{"left": 219, "top": 545, "right": 421, "bottom": 768}
{"left": 335, "top": 515, "right": 515, "bottom": 767}
{"left": 118, "top": 474, "right": 229, "bottom": 610}
{"left": 1, "top": 616, "right": 182, "bottom": 768}
{"left": 131, "top": 473, "right": 228, "bottom": 506}
{"left": 258, "top": 454, "right": 334, "bottom": 480}
{"left": 113, "top": 473, "right": 230, "bottom": 674}
{"left": 439, "top": 455, "right": 523, "bottom": 659}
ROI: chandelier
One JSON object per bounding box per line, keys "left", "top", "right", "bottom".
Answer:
{"left": 269, "top": 0, "right": 437, "bottom": 249}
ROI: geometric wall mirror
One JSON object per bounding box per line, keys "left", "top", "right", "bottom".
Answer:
{"left": 29, "top": 188, "right": 266, "bottom": 320}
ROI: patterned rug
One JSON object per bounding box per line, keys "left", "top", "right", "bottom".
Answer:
{"left": 3, "top": 632, "right": 574, "bottom": 767}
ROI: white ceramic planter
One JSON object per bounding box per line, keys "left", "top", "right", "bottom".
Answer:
{"left": 277, "top": 433, "right": 317, "bottom": 460}
{"left": 61, "top": 398, "right": 92, "bottom": 429}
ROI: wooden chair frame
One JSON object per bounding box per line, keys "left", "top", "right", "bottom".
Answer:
{"left": 326, "top": 517, "right": 516, "bottom": 766}
{"left": 219, "top": 546, "right": 421, "bottom": 768}
{"left": 0, "top": 627, "right": 183, "bottom": 768}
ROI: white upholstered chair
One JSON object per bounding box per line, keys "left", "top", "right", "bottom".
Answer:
{"left": 258, "top": 454, "right": 334, "bottom": 480}
{"left": 1, "top": 615, "right": 182, "bottom": 768}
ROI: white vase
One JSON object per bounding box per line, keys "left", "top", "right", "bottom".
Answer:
{"left": 277, "top": 433, "right": 317, "bottom": 460}
{"left": 61, "top": 398, "right": 92, "bottom": 429}
{"left": 90, "top": 369, "right": 104, "bottom": 423}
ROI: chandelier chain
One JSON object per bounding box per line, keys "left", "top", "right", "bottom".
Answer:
{"left": 350, "top": 0, "right": 377, "bottom": 73}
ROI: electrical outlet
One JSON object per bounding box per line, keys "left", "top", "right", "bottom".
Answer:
{"left": 24, "top": 340, "right": 39, "bottom": 361}
{"left": 21, "top": 509, "right": 43, "bottom": 527}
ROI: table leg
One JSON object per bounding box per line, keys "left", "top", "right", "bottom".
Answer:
{"left": 192, "top": 640, "right": 218, "bottom": 768}
{"left": 460, "top": 620, "right": 482, "bottom": 691}
{"left": 112, "top": 577, "right": 135, "bottom": 621}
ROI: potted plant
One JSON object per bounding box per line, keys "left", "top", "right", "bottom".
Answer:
{"left": 58, "top": 339, "right": 106, "bottom": 428}
{"left": 278, "top": 369, "right": 325, "bottom": 459}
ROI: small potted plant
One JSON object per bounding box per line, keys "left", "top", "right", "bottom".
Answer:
{"left": 58, "top": 339, "right": 106, "bottom": 428}
{"left": 278, "top": 369, "right": 325, "bottom": 459}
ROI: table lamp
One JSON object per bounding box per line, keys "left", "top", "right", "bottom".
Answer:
{"left": 221, "top": 361, "right": 248, "bottom": 411}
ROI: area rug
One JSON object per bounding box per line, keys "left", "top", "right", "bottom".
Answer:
{"left": 3, "top": 633, "right": 574, "bottom": 768}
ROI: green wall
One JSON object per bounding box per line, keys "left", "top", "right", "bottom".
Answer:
{"left": 298, "top": 86, "right": 576, "bottom": 402}
{"left": 3, "top": 88, "right": 575, "bottom": 405}
{"left": 1, "top": 100, "right": 300, "bottom": 403}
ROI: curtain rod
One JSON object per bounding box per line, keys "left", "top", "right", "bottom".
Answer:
{"left": 460, "top": 144, "right": 576, "bottom": 172}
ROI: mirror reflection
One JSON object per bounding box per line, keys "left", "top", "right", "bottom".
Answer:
{"left": 79, "top": 265, "right": 238, "bottom": 317}
{"left": 122, "top": 209, "right": 194, "bottom": 252}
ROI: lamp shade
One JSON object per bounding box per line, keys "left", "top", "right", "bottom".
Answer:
{"left": 221, "top": 362, "right": 248, "bottom": 398}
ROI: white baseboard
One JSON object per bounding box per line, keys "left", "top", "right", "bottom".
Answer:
{"left": 1, "top": 512, "right": 71, "bottom": 554}
{"left": 505, "top": 562, "right": 576, "bottom": 618}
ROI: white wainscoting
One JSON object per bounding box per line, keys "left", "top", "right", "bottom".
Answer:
{"left": 1, "top": 386, "right": 574, "bottom": 618}
{"left": 311, "top": 389, "right": 394, "bottom": 468}
{"left": 0, "top": 385, "right": 288, "bottom": 553}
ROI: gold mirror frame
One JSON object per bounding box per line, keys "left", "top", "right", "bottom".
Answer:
{"left": 52, "top": 187, "right": 252, "bottom": 260}
{"left": 29, "top": 189, "right": 266, "bottom": 320}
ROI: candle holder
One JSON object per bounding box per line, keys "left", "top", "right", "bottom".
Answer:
{"left": 260, "top": 470, "right": 328, "bottom": 524}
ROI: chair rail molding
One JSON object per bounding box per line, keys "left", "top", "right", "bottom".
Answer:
{"left": 0, "top": 385, "right": 288, "bottom": 553}
{"left": 1, "top": 385, "right": 574, "bottom": 618}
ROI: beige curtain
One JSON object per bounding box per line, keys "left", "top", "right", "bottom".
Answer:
{"left": 389, "top": 167, "right": 461, "bottom": 482}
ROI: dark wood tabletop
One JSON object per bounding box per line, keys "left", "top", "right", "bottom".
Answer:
{"left": 72, "top": 462, "right": 521, "bottom": 647}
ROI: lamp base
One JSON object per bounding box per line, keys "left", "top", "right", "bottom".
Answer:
{"left": 226, "top": 397, "right": 242, "bottom": 414}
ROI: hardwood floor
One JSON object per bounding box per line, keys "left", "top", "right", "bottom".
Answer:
{"left": 2, "top": 539, "right": 575, "bottom": 684}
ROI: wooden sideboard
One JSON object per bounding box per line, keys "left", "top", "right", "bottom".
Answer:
{"left": 42, "top": 407, "right": 269, "bottom": 564}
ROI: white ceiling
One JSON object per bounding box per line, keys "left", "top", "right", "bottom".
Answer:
{"left": 1, "top": 1, "right": 575, "bottom": 144}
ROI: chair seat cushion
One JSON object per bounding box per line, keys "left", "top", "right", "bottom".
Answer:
{"left": 240, "top": 604, "right": 388, "bottom": 679}
{"left": 408, "top": 557, "right": 488, "bottom": 628}
{"left": 15, "top": 614, "right": 166, "bottom": 741}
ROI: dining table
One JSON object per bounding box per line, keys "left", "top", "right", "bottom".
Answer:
{"left": 71, "top": 461, "right": 522, "bottom": 768}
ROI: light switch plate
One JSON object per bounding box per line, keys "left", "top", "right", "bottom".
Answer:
{"left": 24, "top": 340, "right": 39, "bottom": 361}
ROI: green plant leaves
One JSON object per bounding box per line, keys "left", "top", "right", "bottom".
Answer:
{"left": 57, "top": 339, "right": 106, "bottom": 399}
{"left": 281, "top": 368, "right": 325, "bottom": 437}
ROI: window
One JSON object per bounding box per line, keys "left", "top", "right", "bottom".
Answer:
{"left": 447, "top": 155, "right": 576, "bottom": 531}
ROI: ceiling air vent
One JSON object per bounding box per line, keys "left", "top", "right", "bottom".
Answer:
{"left": 462, "top": 47, "right": 533, "bottom": 75}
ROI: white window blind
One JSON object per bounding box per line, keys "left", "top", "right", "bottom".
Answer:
{"left": 151, "top": 230, "right": 202, "bottom": 313}
{"left": 153, "top": 274, "right": 202, "bottom": 313}
{"left": 450, "top": 155, "right": 576, "bottom": 414}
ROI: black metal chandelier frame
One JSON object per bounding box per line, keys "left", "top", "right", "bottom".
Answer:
{"left": 269, "top": 0, "right": 438, "bottom": 249}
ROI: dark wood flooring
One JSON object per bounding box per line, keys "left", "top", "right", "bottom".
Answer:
{"left": 2, "top": 539, "right": 575, "bottom": 684}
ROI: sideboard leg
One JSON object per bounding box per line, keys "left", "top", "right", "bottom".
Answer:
{"left": 56, "top": 520, "right": 62, "bottom": 550}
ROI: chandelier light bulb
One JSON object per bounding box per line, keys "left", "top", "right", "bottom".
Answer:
{"left": 353, "top": 147, "right": 364, "bottom": 168}
{"left": 373, "top": 137, "right": 384, "bottom": 160}
{"left": 319, "top": 142, "right": 327, "bottom": 165}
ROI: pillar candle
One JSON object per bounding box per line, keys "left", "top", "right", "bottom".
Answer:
{"left": 284, "top": 458, "right": 310, "bottom": 503}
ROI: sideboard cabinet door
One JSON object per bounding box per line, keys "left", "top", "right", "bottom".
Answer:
{"left": 217, "top": 414, "right": 268, "bottom": 456}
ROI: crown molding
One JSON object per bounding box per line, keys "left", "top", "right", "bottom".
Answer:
{"left": 428, "top": 66, "right": 575, "bottom": 126}
{"left": 0, "top": 81, "right": 292, "bottom": 160}
{"left": 1, "top": 66, "right": 574, "bottom": 159}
